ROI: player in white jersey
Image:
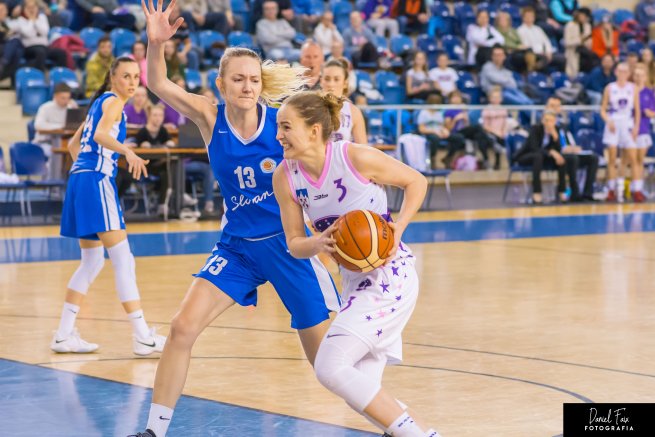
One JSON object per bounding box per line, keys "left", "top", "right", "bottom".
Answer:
{"left": 273, "top": 92, "right": 440, "bottom": 437}
{"left": 52, "top": 57, "right": 166, "bottom": 356}
{"left": 320, "top": 58, "right": 367, "bottom": 144}
{"left": 601, "top": 62, "right": 641, "bottom": 202}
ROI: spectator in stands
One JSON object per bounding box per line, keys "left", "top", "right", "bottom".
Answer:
{"left": 532, "top": 0, "right": 563, "bottom": 40}
{"left": 313, "top": 11, "right": 343, "bottom": 56}
{"left": 256, "top": 0, "right": 297, "bottom": 59}
{"left": 251, "top": 0, "right": 295, "bottom": 33}
{"left": 163, "top": 75, "right": 187, "bottom": 128}
{"left": 85, "top": 36, "right": 114, "bottom": 98}
{"left": 563, "top": 7, "right": 592, "bottom": 77}
{"left": 591, "top": 14, "right": 619, "bottom": 60}
{"left": 0, "top": 2, "right": 24, "bottom": 86}
{"left": 406, "top": 50, "right": 442, "bottom": 102}
{"left": 178, "top": 0, "right": 236, "bottom": 36}
{"left": 480, "top": 46, "right": 533, "bottom": 106}
{"left": 130, "top": 41, "right": 148, "bottom": 87}
{"left": 392, "top": 0, "right": 428, "bottom": 35}
{"left": 640, "top": 47, "right": 655, "bottom": 87}
{"left": 635, "top": 0, "right": 655, "bottom": 43}
{"left": 549, "top": 0, "right": 578, "bottom": 26}
{"left": 496, "top": 10, "right": 532, "bottom": 73}
{"left": 417, "top": 94, "right": 464, "bottom": 169}
{"left": 466, "top": 10, "right": 504, "bottom": 66}
{"left": 482, "top": 86, "right": 509, "bottom": 169}
{"left": 292, "top": 0, "right": 321, "bottom": 34}
{"left": 328, "top": 38, "right": 345, "bottom": 61}
{"left": 518, "top": 6, "right": 561, "bottom": 72}
{"left": 342, "top": 11, "right": 378, "bottom": 68}
{"left": 363, "top": 0, "right": 398, "bottom": 37}
{"left": 428, "top": 53, "right": 459, "bottom": 100}
{"left": 75, "top": 0, "right": 136, "bottom": 31}
{"left": 164, "top": 39, "right": 188, "bottom": 80}
{"left": 300, "top": 40, "right": 323, "bottom": 91}
{"left": 33, "top": 82, "right": 78, "bottom": 177}
{"left": 514, "top": 110, "right": 568, "bottom": 204}
{"left": 584, "top": 53, "right": 615, "bottom": 105}
{"left": 199, "top": 87, "right": 218, "bottom": 104}
{"left": 124, "top": 86, "right": 151, "bottom": 128}
{"left": 626, "top": 52, "right": 640, "bottom": 80}
{"left": 6, "top": 0, "right": 66, "bottom": 72}
{"left": 546, "top": 96, "right": 599, "bottom": 202}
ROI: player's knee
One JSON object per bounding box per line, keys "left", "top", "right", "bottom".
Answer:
{"left": 169, "top": 313, "right": 202, "bottom": 347}
{"left": 67, "top": 246, "right": 105, "bottom": 294}
{"left": 107, "top": 240, "right": 140, "bottom": 302}
{"left": 314, "top": 343, "right": 347, "bottom": 392}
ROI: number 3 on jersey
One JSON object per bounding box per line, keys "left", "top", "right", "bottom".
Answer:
{"left": 235, "top": 166, "right": 257, "bottom": 189}
{"left": 201, "top": 255, "right": 228, "bottom": 276}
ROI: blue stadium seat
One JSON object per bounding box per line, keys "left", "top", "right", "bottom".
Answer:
{"left": 453, "top": 2, "right": 475, "bottom": 37}
{"left": 612, "top": 9, "right": 634, "bottom": 27}
{"left": 570, "top": 111, "right": 604, "bottom": 135}
{"left": 21, "top": 85, "right": 49, "bottom": 116}
{"left": 499, "top": 3, "right": 521, "bottom": 27}
{"left": 363, "top": 110, "right": 390, "bottom": 144}
{"left": 49, "top": 26, "right": 74, "bottom": 41}
{"left": 457, "top": 71, "right": 481, "bottom": 104}
{"left": 416, "top": 34, "right": 439, "bottom": 67}
{"left": 332, "top": 1, "right": 353, "bottom": 32}
{"left": 441, "top": 35, "right": 465, "bottom": 63}
{"left": 390, "top": 35, "right": 413, "bottom": 56}
{"left": 231, "top": 0, "right": 250, "bottom": 31}
{"left": 227, "top": 31, "right": 255, "bottom": 49}
{"left": 427, "top": 5, "right": 455, "bottom": 37}
{"left": 49, "top": 67, "right": 80, "bottom": 97}
{"left": 502, "top": 133, "right": 533, "bottom": 203}
{"left": 206, "top": 69, "right": 220, "bottom": 98}
{"left": 184, "top": 68, "right": 203, "bottom": 91}
{"left": 354, "top": 70, "right": 373, "bottom": 88}
{"left": 15, "top": 68, "right": 47, "bottom": 103}
{"left": 475, "top": 2, "right": 497, "bottom": 21}
{"left": 382, "top": 110, "right": 414, "bottom": 141}
{"left": 80, "top": 27, "right": 105, "bottom": 52}
{"left": 626, "top": 40, "right": 645, "bottom": 55}
{"left": 110, "top": 28, "right": 137, "bottom": 57}
{"left": 550, "top": 71, "right": 570, "bottom": 89}
{"left": 527, "top": 72, "right": 553, "bottom": 103}
{"left": 375, "top": 71, "right": 404, "bottom": 104}
{"left": 198, "top": 30, "right": 226, "bottom": 67}
{"left": 592, "top": 8, "right": 610, "bottom": 24}
{"left": 374, "top": 35, "right": 388, "bottom": 55}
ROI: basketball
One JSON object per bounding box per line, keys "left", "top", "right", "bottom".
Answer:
{"left": 332, "top": 210, "right": 394, "bottom": 272}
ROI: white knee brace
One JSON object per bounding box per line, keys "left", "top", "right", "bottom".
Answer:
{"left": 107, "top": 240, "right": 140, "bottom": 302}
{"left": 67, "top": 246, "right": 105, "bottom": 294}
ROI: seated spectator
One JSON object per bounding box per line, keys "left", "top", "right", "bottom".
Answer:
{"left": 583, "top": 53, "right": 615, "bottom": 105}
{"left": 250, "top": 0, "right": 295, "bottom": 33}
{"left": 549, "top": 0, "right": 578, "bottom": 26}
{"left": 444, "top": 91, "right": 497, "bottom": 169}
{"left": 481, "top": 86, "right": 510, "bottom": 169}
{"left": 363, "top": 0, "right": 398, "bottom": 37}
{"left": 33, "top": 83, "right": 78, "bottom": 178}
{"left": 124, "top": 86, "right": 151, "bottom": 128}
{"left": 256, "top": 0, "right": 297, "bottom": 59}
{"left": 406, "top": 50, "right": 441, "bottom": 102}
{"left": 591, "top": 14, "right": 619, "bottom": 60}
{"left": 0, "top": 2, "right": 23, "bottom": 86}
{"left": 313, "top": 11, "right": 343, "bottom": 56}
{"left": 417, "top": 94, "right": 464, "bottom": 168}
{"left": 85, "top": 36, "right": 114, "bottom": 98}
{"left": 545, "top": 96, "right": 599, "bottom": 202}
{"left": 636, "top": 0, "right": 655, "bottom": 43}
{"left": 514, "top": 110, "right": 567, "bottom": 204}
{"left": 533, "top": 0, "right": 563, "bottom": 40}
{"left": 164, "top": 39, "right": 189, "bottom": 80}
{"left": 466, "top": 10, "right": 504, "bottom": 66}
{"left": 342, "top": 11, "right": 378, "bottom": 68}
{"left": 178, "top": 0, "right": 236, "bottom": 36}
{"left": 563, "top": 7, "right": 593, "bottom": 77}
{"left": 496, "top": 10, "right": 533, "bottom": 73}
{"left": 480, "top": 46, "right": 533, "bottom": 106}
{"left": 75, "top": 0, "right": 136, "bottom": 31}
{"left": 518, "top": 6, "right": 565, "bottom": 73}
{"left": 163, "top": 76, "right": 187, "bottom": 128}
{"left": 626, "top": 52, "right": 640, "bottom": 80}
{"left": 300, "top": 40, "right": 323, "bottom": 91}
{"left": 641, "top": 47, "right": 655, "bottom": 87}
{"left": 392, "top": 0, "right": 428, "bottom": 35}
{"left": 6, "top": 0, "right": 66, "bottom": 72}
{"left": 130, "top": 41, "right": 148, "bottom": 87}
{"left": 428, "top": 53, "right": 459, "bottom": 100}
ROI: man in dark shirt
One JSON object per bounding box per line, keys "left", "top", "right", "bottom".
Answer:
{"left": 583, "top": 54, "right": 616, "bottom": 105}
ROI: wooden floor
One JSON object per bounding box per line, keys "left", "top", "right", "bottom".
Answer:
{"left": 1, "top": 204, "right": 655, "bottom": 436}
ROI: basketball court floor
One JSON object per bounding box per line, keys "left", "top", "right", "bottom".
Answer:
{"left": 1, "top": 203, "right": 654, "bottom": 436}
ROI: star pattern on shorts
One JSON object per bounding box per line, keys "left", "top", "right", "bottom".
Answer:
{"left": 391, "top": 307, "right": 396, "bottom": 312}
{"left": 365, "top": 315, "right": 372, "bottom": 321}
{"left": 376, "top": 329, "right": 383, "bottom": 337}
{"left": 404, "top": 273, "right": 408, "bottom": 279}
{"left": 395, "top": 295, "right": 402, "bottom": 301}
{"left": 370, "top": 198, "right": 374, "bottom": 203}
{"left": 380, "top": 282, "right": 390, "bottom": 293}
{"left": 391, "top": 266, "right": 399, "bottom": 276}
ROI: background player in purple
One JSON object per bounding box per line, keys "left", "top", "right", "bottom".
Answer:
{"left": 633, "top": 63, "right": 655, "bottom": 202}
{"left": 273, "top": 92, "right": 440, "bottom": 437}
{"left": 132, "top": 2, "right": 340, "bottom": 436}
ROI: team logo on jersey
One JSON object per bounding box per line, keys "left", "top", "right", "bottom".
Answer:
{"left": 296, "top": 188, "right": 309, "bottom": 208}
{"left": 260, "top": 158, "right": 277, "bottom": 173}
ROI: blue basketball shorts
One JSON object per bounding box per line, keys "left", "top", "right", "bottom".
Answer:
{"left": 195, "top": 232, "right": 341, "bottom": 330}
{"left": 60, "top": 171, "right": 125, "bottom": 240}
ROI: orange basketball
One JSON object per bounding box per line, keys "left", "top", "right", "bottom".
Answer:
{"left": 332, "top": 210, "right": 394, "bottom": 272}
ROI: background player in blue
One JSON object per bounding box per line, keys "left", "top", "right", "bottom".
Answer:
{"left": 53, "top": 57, "right": 167, "bottom": 356}
{"left": 133, "top": 2, "right": 340, "bottom": 436}
{"left": 273, "top": 92, "right": 439, "bottom": 437}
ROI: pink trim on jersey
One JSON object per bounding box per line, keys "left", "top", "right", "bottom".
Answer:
{"left": 299, "top": 141, "right": 333, "bottom": 189}
{"left": 342, "top": 142, "right": 371, "bottom": 184}
{"left": 283, "top": 160, "right": 299, "bottom": 204}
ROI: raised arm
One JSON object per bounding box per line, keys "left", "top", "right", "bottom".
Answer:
{"left": 142, "top": 0, "right": 216, "bottom": 142}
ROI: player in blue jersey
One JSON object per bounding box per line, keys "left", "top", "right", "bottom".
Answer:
{"left": 52, "top": 57, "right": 167, "bottom": 356}
{"left": 131, "top": 2, "right": 340, "bottom": 436}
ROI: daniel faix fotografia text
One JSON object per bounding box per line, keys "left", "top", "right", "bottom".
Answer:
{"left": 563, "top": 403, "right": 655, "bottom": 436}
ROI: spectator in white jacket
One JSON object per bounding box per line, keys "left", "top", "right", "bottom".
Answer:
{"left": 466, "top": 10, "right": 504, "bottom": 65}
{"left": 313, "top": 11, "right": 343, "bottom": 56}
{"left": 256, "top": 0, "right": 297, "bottom": 59}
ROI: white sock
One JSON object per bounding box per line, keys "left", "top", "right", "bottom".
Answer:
{"left": 57, "top": 302, "right": 80, "bottom": 338}
{"left": 608, "top": 179, "right": 617, "bottom": 190}
{"left": 425, "top": 428, "right": 442, "bottom": 437}
{"left": 128, "top": 309, "right": 151, "bottom": 339}
{"left": 147, "top": 403, "right": 174, "bottom": 437}
{"left": 634, "top": 179, "right": 644, "bottom": 191}
{"left": 617, "top": 178, "right": 624, "bottom": 190}
{"left": 387, "top": 412, "right": 425, "bottom": 437}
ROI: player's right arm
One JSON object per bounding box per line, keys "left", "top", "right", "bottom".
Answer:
{"left": 67, "top": 123, "right": 84, "bottom": 161}
{"left": 142, "top": 0, "right": 216, "bottom": 141}
{"left": 272, "top": 165, "right": 336, "bottom": 259}
{"left": 600, "top": 86, "right": 615, "bottom": 132}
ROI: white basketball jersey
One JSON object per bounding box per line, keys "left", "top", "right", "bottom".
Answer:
{"left": 607, "top": 82, "right": 635, "bottom": 121}
{"left": 284, "top": 141, "right": 388, "bottom": 233}
{"left": 330, "top": 101, "right": 354, "bottom": 142}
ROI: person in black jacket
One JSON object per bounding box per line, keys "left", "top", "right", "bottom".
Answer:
{"left": 514, "top": 110, "right": 568, "bottom": 204}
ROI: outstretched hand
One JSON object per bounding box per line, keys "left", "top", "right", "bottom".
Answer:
{"left": 141, "top": 0, "right": 185, "bottom": 45}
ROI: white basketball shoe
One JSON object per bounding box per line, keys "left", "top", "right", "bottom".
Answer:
{"left": 50, "top": 328, "right": 99, "bottom": 353}
{"left": 133, "top": 327, "right": 167, "bottom": 356}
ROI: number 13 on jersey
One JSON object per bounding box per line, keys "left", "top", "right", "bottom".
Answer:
{"left": 234, "top": 166, "right": 257, "bottom": 189}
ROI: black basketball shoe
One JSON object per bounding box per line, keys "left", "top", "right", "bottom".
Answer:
{"left": 128, "top": 430, "right": 156, "bottom": 437}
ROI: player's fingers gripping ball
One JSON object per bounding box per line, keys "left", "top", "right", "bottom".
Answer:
{"left": 333, "top": 210, "right": 394, "bottom": 272}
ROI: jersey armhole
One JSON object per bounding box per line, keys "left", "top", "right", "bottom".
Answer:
{"left": 342, "top": 142, "right": 371, "bottom": 185}
{"left": 283, "top": 160, "right": 299, "bottom": 204}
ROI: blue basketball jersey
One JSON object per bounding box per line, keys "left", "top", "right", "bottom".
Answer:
{"left": 207, "top": 103, "right": 284, "bottom": 239}
{"left": 71, "top": 92, "right": 126, "bottom": 177}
